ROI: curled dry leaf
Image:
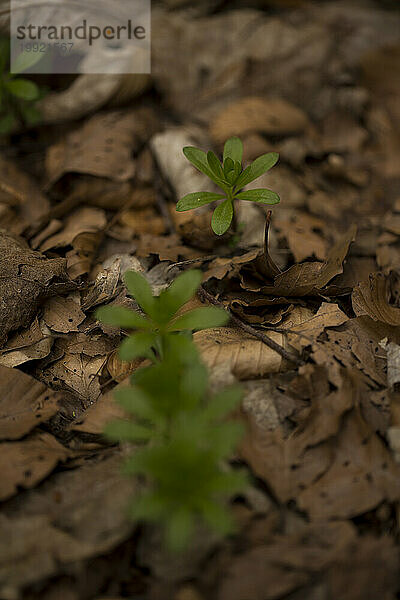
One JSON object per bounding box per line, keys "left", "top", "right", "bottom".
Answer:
{"left": 194, "top": 327, "right": 286, "bottom": 379}
{"left": 245, "top": 224, "right": 357, "bottom": 297}
{"left": 0, "top": 317, "right": 53, "bottom": 368}
{"left": 39, "top": 206, "right": 107, "bottom": 279}
{"left": 0, "top": 433, "right": 71, "bottom": 501}
{"left": 0, "top": 231, "right": 72, "bottom": 348}
{"left": 0, "top": 366, "right": 59, "bottom": 440}
{"left": 352, "top": 272, "right": 400, "bottom": 325}
{"left": 210, "top": 96, "right": 309, "bottom": 143}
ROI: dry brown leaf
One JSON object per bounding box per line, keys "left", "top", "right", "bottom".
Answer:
{"left": 194, "top": 327, "right": 285, "bottom": 379}
{"left": 39, "top": 206, "right": 107, "bottom": 279}
{"left": 0, "top": 317, "right": 53, "bottom": 368}
{"left": 320, "top": 111, "right": 368, "bottom": 153}
{"left": 241, "top": 370, "right": 355, "bottom": 502}
{"left": 254, "top": 224, "right": 357, "bottom": 297}
{"left": 380, "top": 340, "right": 400, "bottom": 390}
{"left": 274, "top": 211, "right": 327, "bottom": 262}
{"left": 46, "top": 109, "right": 158, "bottom": 187}
{"left": 209, "top": 96, "right": 309, "bottom": 143}
{"left": 352, "top": 272, "right": 400, "bottom": 325}
{"left": 0, "top": 366, "right": 59, "bottom": 440}
{"left": 119, "top": 207, "right": 165, "bottom": 236}
{"left": 284, "top": 302, "right": 348, "bottom": 350}
{"left": 218, "top": 521, "right": 398, "bottom": 600}
{"left": 0, "top": 433, "right": 71, "bottom": 501}
{"left": 0, "top": 453, "right": 136, "bottom": 592}
{"left": 136, "top": 233, "right": 200, "bottom": 261}
{"left": 70, "top": 387, "right": 126, "bottom": 436}
{"left": 0, "top": 155, "right": 49, "bottom": 233}
{"left": 0, "top": 231, "right": 72, "bottom": 348}
{"left": 42, "top": 352, "right": 106, "bottom": 406}
{"left": 297, "top": 408, "right": 400, "bottom": 519}
{"left": 311, "top": 316, "right": 394, "bottom": 388}
{"left": 43, "top": 296, "right": 86, "bottom": 333}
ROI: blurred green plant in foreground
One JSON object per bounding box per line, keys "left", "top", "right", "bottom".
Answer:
{"left": 97, "top": 269, "right": 247, "bottom": 551}
{"left": 0, "top": 38, "right": 45, "bottom": 134}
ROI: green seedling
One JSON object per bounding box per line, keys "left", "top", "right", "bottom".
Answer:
{"left": 96, "top": 269, "right": 228, "bottom": 363}
{"left": 96, "top": 270, "right": 247, "bottom": 552}
{"left": 0, "top": 38, "right": 44, "bottom": 134}
{"left": 176, "top": 136, "right": 280, "bottom": 235}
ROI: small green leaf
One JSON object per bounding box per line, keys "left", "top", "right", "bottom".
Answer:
{"left": 96, "top": 305, "right": 150, "bottom": 329}
{"left": 119, "top": 331, "right": 156, "bottom": 361}
{"left": 235, "top": 188, "right": 280, "bottom": 204}
{"left": 0, "top": 113, "right": 17, "bottom": 134}
{"left": 223, "top": 136, "right": 243, "bottom": 165}
{"left": 207, "top": 151, "right": 225, "bottom": 181}
{"left": 176, "top": 191, "right": 225, "bottom": 212}
{"left": 114, "top": 386, "right": 155, "bottom": 419}
{"left": 211, "top": 199, "right": 233, "bottom": 236}
{"left": 124, "top": 271, "right": 155, "bottom": 316}
{"left": 168, "top": 306, "right": 229, "bottom": 332}
{"left": 159, "top": 270, "right": 203, "bottom": 320}
{"left": 165, "top": 509, "right": 194, "bottom": 552}
{"left": 183, "top": 146, "right": 225, "bottom": 186}
{"left": 223, "top": 157, "right": 234, "bottom": 178}
{"left": 5, "top": 78, "right": 39, "bottom": 101}
{"left": 226, "top": 169, "right": 237, "bottom": 185}
{"left": 235, "top": 152, "right": 279, "bottom": 189}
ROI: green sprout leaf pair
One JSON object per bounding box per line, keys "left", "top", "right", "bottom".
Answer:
{"left": 176, "top": 136, "right": 280, "bottom": 235}
{"left": 96, "top": 269, "right": 228, "bottom": 363}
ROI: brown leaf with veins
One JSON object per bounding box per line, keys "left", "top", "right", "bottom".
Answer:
{"left": 43, "top": 296, "right": 86, "bottom": 333}
{"left": 0, "top": 366, "right": 59, "bottom": 440}
{"left": 194, "top": 327, "right": 285, "bottom": 379}
{"left": 0, "top": 231, "right": 73, "bottom": 347}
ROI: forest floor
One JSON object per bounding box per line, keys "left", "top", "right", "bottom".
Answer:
{"left": 1, "top": 1, "right": 400, "bottom": 599}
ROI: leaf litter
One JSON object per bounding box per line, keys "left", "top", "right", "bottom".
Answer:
{"left": 0, "top": 2, "right": 400, "bottom": 599}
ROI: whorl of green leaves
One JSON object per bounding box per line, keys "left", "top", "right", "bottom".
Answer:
{"left": 96, "top": 269, "right": 247, "bottom": 552}
{"left": 177, "top": 136, "right": 280, "bottom": 235}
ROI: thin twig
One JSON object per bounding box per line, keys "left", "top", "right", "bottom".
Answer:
{"left": 198, "top": 285, "right": 304, "bottom": 366}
